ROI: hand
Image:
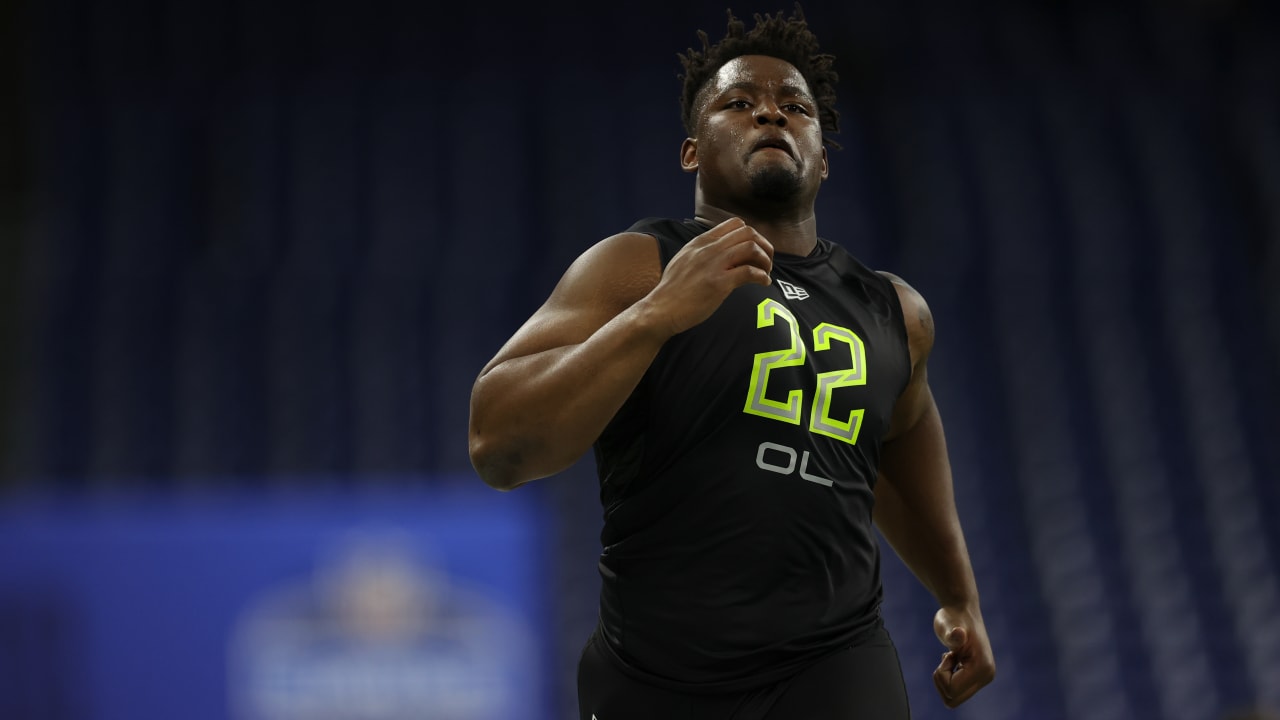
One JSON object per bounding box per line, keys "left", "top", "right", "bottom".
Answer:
{"left": 642, "top": 217, "right": 774, "bottom": 335}
{"left": 932, "top": 606, "right": 995, "bottom": 708}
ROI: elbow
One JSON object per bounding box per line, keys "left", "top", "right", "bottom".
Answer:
{"left": 469, "top": 404, "right": 571, "bottom": 490}
{"left": 475, "top": 467, "right": 524, "bottom": 492}
{"left": 468, "top": 399, "right": 522, "bottom": 490}
{"left": 468, "top": 433, "right": 530, "bottom": 492}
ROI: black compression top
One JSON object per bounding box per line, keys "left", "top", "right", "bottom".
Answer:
{"left": 591, "top": 217, "right": 913, "bottom": 692}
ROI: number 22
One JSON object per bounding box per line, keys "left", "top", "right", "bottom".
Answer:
{"left": 743, "top": 298, "right": 867, "bottom": 445}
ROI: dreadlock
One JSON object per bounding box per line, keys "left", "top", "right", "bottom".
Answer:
{"left": 678, "top": 4, "right": 841, "bottom": 149}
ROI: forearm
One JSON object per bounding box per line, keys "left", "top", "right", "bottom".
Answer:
{"left": 875, "top": 401, "right": 980, "bottom": 609}
{"left": 468, "top": 299, "right": 670, "bottom": 489}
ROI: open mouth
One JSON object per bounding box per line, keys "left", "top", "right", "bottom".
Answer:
{"left": 751, "top": 138, "right": 794, "bottom": 158}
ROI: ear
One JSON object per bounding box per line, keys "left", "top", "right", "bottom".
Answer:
{"left": 820, "top": 146, "right": 829, "bottom": 181}
{"left": 680, "top": 138, "right": 698, "bottom": 173}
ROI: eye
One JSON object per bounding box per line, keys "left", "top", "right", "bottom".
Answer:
{"left": 785, "top": 103, "right": 811, "bottom": 115}
{"left": 725, "top": 98, "right": 751, "bottom": 109}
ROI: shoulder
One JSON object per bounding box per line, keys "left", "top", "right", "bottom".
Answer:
{"left": 553, "top": 231, "right": 663, "bottom": 313}
{"left": 477, "top": 231, "right": 662, "bottom": 376}
{"left": 624, "top": 217, "right": 703, "bottom": 264}
{"left": 876, "top": 271, "right": 935, "bottom": 366}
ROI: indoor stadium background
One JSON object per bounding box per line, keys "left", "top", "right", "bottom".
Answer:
{"left": 1, "top": 0, "right": 1278, "bottom": 718}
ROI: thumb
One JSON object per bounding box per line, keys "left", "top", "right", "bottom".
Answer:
{"left": 945, "top": 626, "right": 967, "bottom": 649}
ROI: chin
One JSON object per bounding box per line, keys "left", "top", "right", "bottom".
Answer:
{"left": 748, "top": 165, "right": 804, "bottom": 202}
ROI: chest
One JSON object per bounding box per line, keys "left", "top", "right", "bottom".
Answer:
{"left": 649, "top": 265, "right": 909, "bottom": 446}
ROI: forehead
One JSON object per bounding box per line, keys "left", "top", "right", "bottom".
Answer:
{"left": 706, "top": 55, "right": 811, "bottom": 97}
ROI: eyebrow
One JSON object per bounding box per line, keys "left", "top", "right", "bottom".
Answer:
{"left": 720, "top": 81, "right": 815, "bottom": 104}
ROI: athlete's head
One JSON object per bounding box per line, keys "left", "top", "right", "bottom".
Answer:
{"left": 678, "top": 5, "right": 841, "bottom": 149}
{"left": 677, "top": 6, "right": 840, "bottom": 208}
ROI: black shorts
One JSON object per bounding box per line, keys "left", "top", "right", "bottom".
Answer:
{"left": 577, "top": 627, "right": 912, "bottom": 720}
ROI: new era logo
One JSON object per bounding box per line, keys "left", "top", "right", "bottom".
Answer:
{"left": 778, "top": 279, "right": 809, "bottom": 300}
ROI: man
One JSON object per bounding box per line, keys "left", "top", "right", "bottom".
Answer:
{"left": 468, "top": 7, "right": 995, "bottom": 719}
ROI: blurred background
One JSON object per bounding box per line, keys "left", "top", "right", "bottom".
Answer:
{"left": 1, "top": 0, "right": 1278, "bottom": 718}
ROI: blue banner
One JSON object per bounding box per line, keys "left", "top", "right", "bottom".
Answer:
{"left": 0, "top": 481, "right": 553, "bottom": 720}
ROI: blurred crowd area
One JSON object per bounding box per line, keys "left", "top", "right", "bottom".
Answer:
{"left": 0, "top": 0, "right": 1278, "bottom": 719}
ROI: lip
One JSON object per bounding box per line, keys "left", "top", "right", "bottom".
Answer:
{"left": 750, "top": 135, "right": 796, "bottom": 160}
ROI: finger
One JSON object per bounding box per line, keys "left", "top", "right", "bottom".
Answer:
{"left": 932, "top": 651, "right": 962, "bottom": 705}
{"left": 936, "top": 648, "right": 960, "bottom": 669}
{"left": 942, "top": 667, "right": 984, "bottom": 708}
{"left": 723, "top": 236, "right": 773, "bottom": 275}
{"left": 934, "top": 667, "right": 968, "bottom": 708}
{"left": 933, "top": 665, "right": 953, "bottom": 706}
{"left": 728, "top": 264, "right": 772, "bottom": 287}
{"left": 934, "top": 656, "right": 992, "bottom": 709}
{"left": 945, "top": 626, "right": 967, "bottom": 649}
{"left": 711, "top": 216, "right": 745, "bottom": 231}
{"left": 717, "top": 224, "right": 775, "bottom": 264}
{"left": 692, "top": 216, "right": 746, "bottom": 243}
{"left": 933, "top": 652, "right": 953, "bottom": 684}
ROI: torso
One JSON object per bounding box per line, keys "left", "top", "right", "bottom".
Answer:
{"left": 592, "top": 217, "right": 913, "bottom": 691}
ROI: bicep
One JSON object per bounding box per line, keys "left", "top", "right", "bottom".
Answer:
{"left": 478, "top": 232, "right": 661, "bottom": 376}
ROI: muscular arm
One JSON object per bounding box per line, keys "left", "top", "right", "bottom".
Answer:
{"left": 874, "top": 272, "right": 995, "bottom": 707}
{"left": 468, "top": 233, "right": 667, "bottom": 490}
{"left": 468, "top": 218, "right": 774, "bottom": 490}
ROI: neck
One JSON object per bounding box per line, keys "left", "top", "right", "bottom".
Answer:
{"left": 693, "top": 200, "right": 819, "bottom": 257}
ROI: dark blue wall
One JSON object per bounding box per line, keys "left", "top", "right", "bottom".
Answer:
{"left": 3, "top": 0, "right": 1279, "bottom": 719}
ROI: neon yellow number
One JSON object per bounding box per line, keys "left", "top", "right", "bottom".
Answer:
{"left": 744, "top": 301, "right": 868, "bottom": 444}
{"left": 743, "top": 299, "right": 805, "bottom": 424}
{"left": 809, "top": 323, "right": 866, "bottom": 445}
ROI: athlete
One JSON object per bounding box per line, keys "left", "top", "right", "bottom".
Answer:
{"left": 468, "top": 7, "right": 995, "bottom": 719}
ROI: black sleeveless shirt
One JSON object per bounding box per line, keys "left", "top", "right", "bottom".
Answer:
{"left": 592, "top": 217, "right": 913, "bottom": 692}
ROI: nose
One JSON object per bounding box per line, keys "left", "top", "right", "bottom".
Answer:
{"left": 754, "top": 102, "right": 786, "bottom": 127}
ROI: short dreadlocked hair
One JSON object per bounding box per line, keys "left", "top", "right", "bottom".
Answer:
{"left": 678, "top": 5, "right": 841, "bottom": 149}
